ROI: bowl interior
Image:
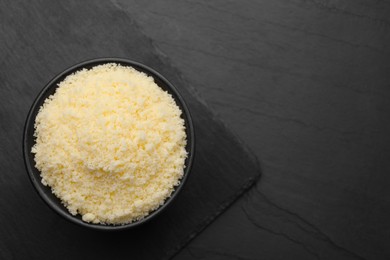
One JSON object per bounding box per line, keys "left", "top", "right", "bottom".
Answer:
{"left": 23, "top": 58, "right": 194, "bottom": 230}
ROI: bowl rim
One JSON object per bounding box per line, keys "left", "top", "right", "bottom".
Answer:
{"left": 23, "top": 58, "right": 195, "bottom": 231}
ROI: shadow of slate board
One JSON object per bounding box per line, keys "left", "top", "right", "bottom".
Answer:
{"left": 0, "top": 1, "right": 260, "bottom": 259}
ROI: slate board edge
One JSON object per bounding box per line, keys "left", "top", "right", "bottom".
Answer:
{"left": 163, "top": 174, "right": 261, "bottom": 260}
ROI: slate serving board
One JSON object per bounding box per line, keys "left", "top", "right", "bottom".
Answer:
{"left": 0, "top": 1, "right": 260, "bottom": 259}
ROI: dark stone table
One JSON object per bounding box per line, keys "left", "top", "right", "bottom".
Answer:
{"left": 2, "top": 1, "right": 390, "bottom": 259}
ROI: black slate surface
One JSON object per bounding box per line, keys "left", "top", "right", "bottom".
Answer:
{"left": 2, "top": 0, "right": 390, "bottom": 259}
{"left": 0, "top": 1, "right": 260, "bottom": 259}
{"left": 111, "top": 1, "right": 390, "bottom": 259}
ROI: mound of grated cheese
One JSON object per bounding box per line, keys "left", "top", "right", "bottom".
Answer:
{"left": 32, "top": 63, "right": 187, "bottom": 225}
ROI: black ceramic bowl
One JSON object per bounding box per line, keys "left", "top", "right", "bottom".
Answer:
{"left": 23, "top": 58, "right": 195, "bottom": 231}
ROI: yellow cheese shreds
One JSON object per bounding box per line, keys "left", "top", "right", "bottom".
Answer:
{"left": 32, "top": 63, "right": 187, "bottom": 225}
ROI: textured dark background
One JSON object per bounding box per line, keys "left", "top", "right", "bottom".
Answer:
{"left": 2, "top": 0, "right": 390, "bottom": 259}
{"left": 0, "top": 1, "right": 260, "bottom": 259}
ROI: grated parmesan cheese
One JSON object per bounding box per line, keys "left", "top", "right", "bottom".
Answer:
{"left": 32, "top": 63, "right": 187, "bottom": 224}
